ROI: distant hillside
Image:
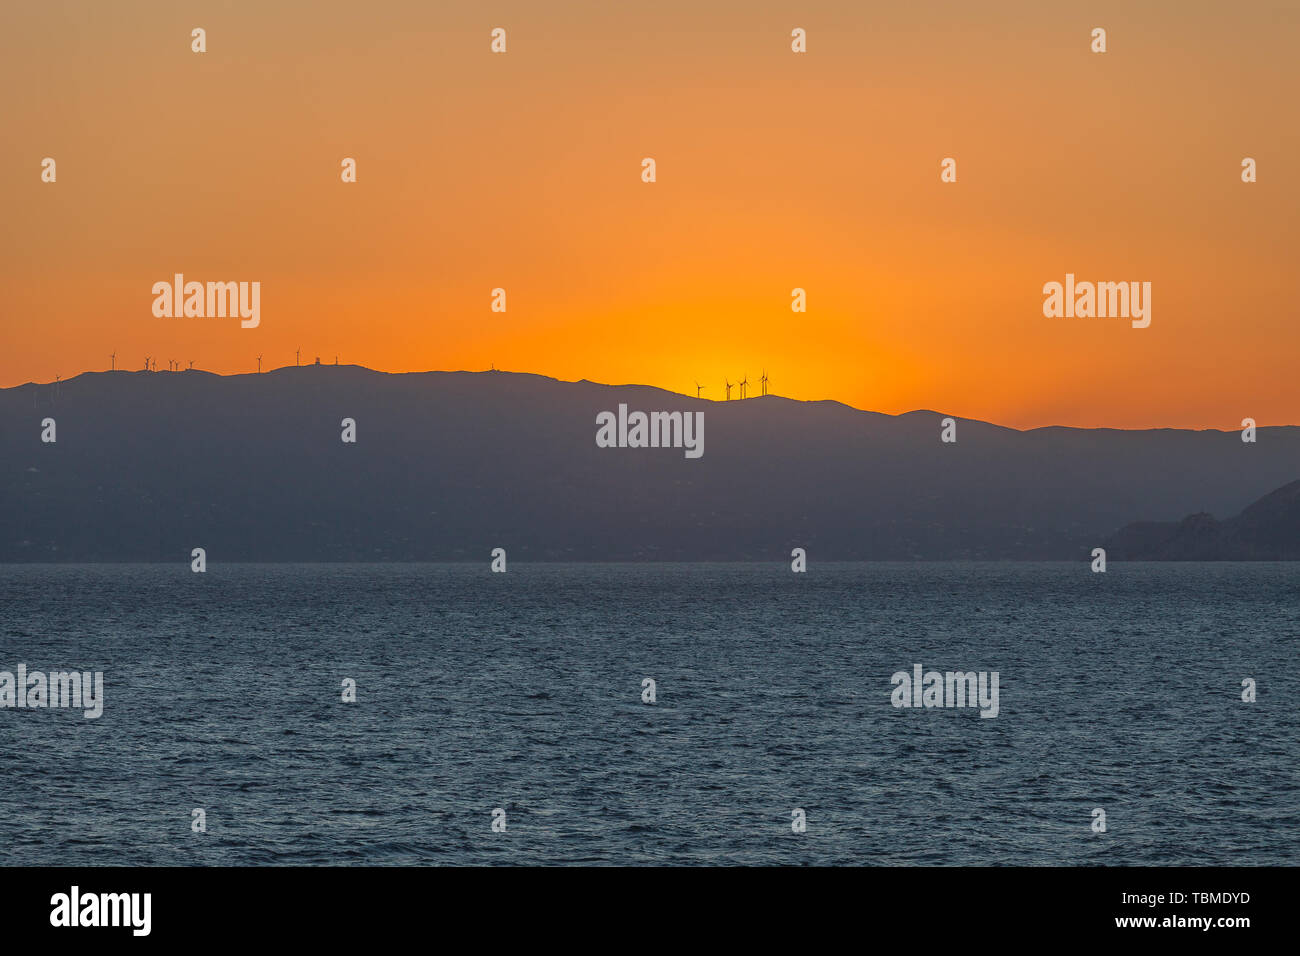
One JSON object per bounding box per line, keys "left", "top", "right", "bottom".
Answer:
{"left": 2, "top": 367, "right": 1298, "bottom": 561}
{"left": 1106, "top": 479, "right": 1300, "bottom": 560}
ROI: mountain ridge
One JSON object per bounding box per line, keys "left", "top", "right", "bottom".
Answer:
{"left": 3, "top": 366, "right": 1297, "bottom": 561}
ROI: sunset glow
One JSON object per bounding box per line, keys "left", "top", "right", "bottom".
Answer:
{"left": 3, "top": 1, "right": 1297, "bottom": 428}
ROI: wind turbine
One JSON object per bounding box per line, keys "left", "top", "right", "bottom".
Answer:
{"left": 256, "top": 355, "right": 262, "bottom": 373}
{"left": 144, "top": 356, "right": 150, "bottom": 372}
{"left": 760, "top": 370, "right": 769, "bottom": 396}
{"left": 295, "top": 348, "right": 301, "bottom": 367}
{"left": 695, "top": 381, "right": 705, "bottom": 398}
{"left": 188, "top": 360, "right": 194, "bottom": 370}
{"left": 724, "top": 378, "right": 732, "bottom": 401}
{"left": 110, "top": 352, "right": 115, "bottom": 371}
{"left": 739, "top": 375, "right": 749, "bottom": 399}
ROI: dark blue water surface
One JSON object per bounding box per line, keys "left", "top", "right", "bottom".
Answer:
{"left": 0, "top": 562, "right": 1295, "bottom": 865}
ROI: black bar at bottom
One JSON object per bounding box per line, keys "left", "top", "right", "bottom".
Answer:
{"left": 0, "top": 865, "right": 1277, "bottom": 942}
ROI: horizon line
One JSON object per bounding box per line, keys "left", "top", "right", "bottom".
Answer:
{"left": 4, "top": 364, "right": 1296, "bottom": 435}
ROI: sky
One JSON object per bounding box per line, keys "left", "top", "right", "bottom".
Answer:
{"left": 2, "top": 0, "right": 1297, "bottom": 428}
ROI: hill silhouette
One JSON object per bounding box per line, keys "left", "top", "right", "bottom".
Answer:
{"left": 1105, "top": 479, "right": 1300, "bottom": 559}
{"left": 2, "top": 366, "right": 1297, "bottom": 561}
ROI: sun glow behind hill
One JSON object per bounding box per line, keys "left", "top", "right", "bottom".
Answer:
{"left": 1, "top": 1, "right": 1297, "bottom": 429}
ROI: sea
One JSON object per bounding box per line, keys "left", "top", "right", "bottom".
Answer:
{"left": 0, "top": 562, "right": 1295, "bottom": 865}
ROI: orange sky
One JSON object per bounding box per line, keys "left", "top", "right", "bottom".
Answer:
{"left": 2, "top": 0, "right": 1297, "bottom": 428}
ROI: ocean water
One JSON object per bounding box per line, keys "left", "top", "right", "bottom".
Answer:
{"left": 0, "top": 562, "right": 1295, "bottom": 866}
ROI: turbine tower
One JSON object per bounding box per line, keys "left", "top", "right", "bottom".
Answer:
{"left": 295, "top": 348, "right": 301, "bottom": 367}
{"left": 695, "top": 381, "right": 705, "bottom": 398}
{"left": 739, "top": 375, "right": 749, "bottom": 399}
{"left": 110, "top": 352, "right": 115, "bottom": 371}
{"left": 144, "top": 356, "right": 150, "bottom": 372}
{"left": 760, "top": 370, "right": 769, "bottom": 396}
{"left": 257, "top": 354, "right": 262, "bottom": 373}
{"left": 724, "top": 378, "right": 732, "bottom": 401}
{"left": 188, "top": 360, "right": 194, "bottom": 370}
